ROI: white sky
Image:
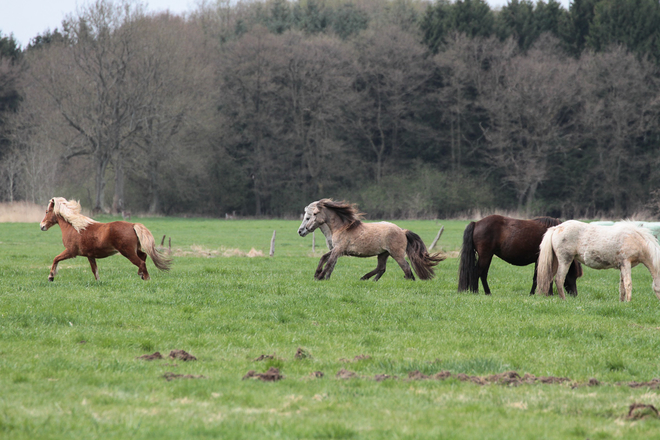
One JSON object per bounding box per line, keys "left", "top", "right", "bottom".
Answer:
{"left": 2, "top": 0, "right": 572, "bottom": 49}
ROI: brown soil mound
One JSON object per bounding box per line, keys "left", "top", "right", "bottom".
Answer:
{"left": 253, "top": 353, "right": 277, "bottom": 361}
{"left": 627, "top": 403, "right": 660, "bottom": 420}
{"left": 162, "top": 372, "right": 205, "bottom": 381}
{"left": 310, "top": 371, "right": 324, "bottom": 378}
{"left": 137, "top": 352, "right": 164, "bottom": 361}
{"left": 627, "top": 379, "right": 660, "bottom": 389}
{"left": 169, "top": 350, "right": 197, "bottom": 361}
{"left": 243, "top": 367, "right": 283, "bottom": 382}
{"left": 406, "top": 370, "right": 570, "bottom": 386}
{"left": 336, "top": 368, "right": 358, "bottom": 379}
{"left": 295, "top": 348, "right": 312, "bottom": 359}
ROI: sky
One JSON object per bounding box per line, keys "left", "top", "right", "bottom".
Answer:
{"left": 2, "top": 0, "right": 572, "bottom": 49}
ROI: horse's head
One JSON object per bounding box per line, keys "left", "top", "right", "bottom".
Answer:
{"left": 40, "top": 198, "right": 58, "bottom": 231}
{"left": 298, "top": 201, "right": 324, "bottom": 237}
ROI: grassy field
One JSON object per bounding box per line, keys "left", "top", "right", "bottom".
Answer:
{"left": 1, "top": 217, "right": 660, "bottom": 439}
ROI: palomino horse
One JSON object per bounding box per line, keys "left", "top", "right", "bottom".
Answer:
{"left": 538, "top": 220, "right": 660, "bottom": 301}
{"left": 297, "top": 199, "right": 445, "bottom": 280}
{"left": 458, "top": 215, "right": 582, "bottom": 295}
{"left": 40, "top": 197, "right": 171, "bottom": 281}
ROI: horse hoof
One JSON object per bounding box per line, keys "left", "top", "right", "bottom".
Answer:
{"left": 48, "top": 277, "right": 54, "bottom": 282}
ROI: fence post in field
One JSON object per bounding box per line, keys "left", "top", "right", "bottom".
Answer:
{"left": 430, "top": 226, "right": 444, "bottom": 250}
{"left": 270, "top": 230, "right": 276, "bottom": 257}
{"left": 312, "top": 231, "right": 316, "bottom": 253}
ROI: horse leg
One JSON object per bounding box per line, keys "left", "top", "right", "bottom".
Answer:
{"left": 48, "top": 249, "right": 76, "bottom": 281}
{"left": 391, "top": 251, "right": 415, "bottom": 280}
{"left": 554, "top": 261, "right": 571, "bottom": 300}
{"left": 362, "top": 253, "right": 389, "bottom": 281}
{"left": 619, "top": 261, "right": 632, "bottom": 302}
{"left": 318, "top": 251, "right": 340, "bottom": 280}
{"left": 118, "top": 248, "right": 150, "bottom": 280}
{"left": 87, "top": 257, "right": 99, "bottom": 281}
{"left": 477, "top": 254, "right": 493, "bottom": 295}
{"left": 315, "top": 252, "right": 331, "bottom": 279}
{"left": 530, "top": 262, "right": 540, "bottom": 295}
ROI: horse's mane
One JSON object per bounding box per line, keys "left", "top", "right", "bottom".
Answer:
{"left": 532, "top": 217, "right": 561, "bottom": 228}
{"left": 52, "top": 197, "right": 98, "bottom": 233}
{"left": 317, "top": 199, "right": 364, "bottom": 230}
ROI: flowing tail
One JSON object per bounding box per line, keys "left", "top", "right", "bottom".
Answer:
{"left": 133, "top": 223, "right": 172, "bottom": 272}
{"left": 458, "top": 222, "right": 478, "bottom": 292}
{"left": 537, "top": 228, "right": 556, "bottom": 295}
{"left": 405, "top": 230, "right": 445, "bottom": 280}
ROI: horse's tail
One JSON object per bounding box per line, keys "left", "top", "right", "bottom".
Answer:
{"left": 537, "top": 228, "right": 556, "bottom": 295}
{"left": 458, "top": 222, "right": 479, "bottom": 293}
{"left": 133, "top": 223, "right": 172, "bottom": 272}
{"left": 405, "top": 230, "right": 446, "bottom": 280}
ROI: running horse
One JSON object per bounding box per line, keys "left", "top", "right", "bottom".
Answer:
{"left": 297, "top": 199, "right": 445, "bottom": 280}
{"left": 538, "top": 220, "right": 660, "bottom": 301}
{"left": 40, "top": 197, "right": 171, "bottom": 281}
{"left": 458, "top": 215, "right": 582, "bottom": 295}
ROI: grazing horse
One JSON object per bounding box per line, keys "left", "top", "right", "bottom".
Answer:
{"left": 538, "top": 220, "right": 660, "bottom": 301}
{"left": 40, "top": 197, "right": 171, "bottom": 281}
{"left": 297, "top": 199, "right": 445, "bottom": 280}
{"left": 458, "top": 215, "right": 582, "bottom": 295}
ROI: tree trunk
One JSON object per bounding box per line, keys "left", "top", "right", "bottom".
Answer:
{"left": 112, "top": 152, "right": 125, "bottom": 214}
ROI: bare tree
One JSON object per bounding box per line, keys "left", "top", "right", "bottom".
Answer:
{"left": 345, "top": 25, "right": 432, "bottom": 183}
{"left": 28, "top": 0, "right": 145, "bottom": 212}
{"left": 127, "top": 13, "right": 215, "bottom": 213}
{"left": 480, "top": 35, "right": 580, "bottom": 215}
{"left": 577, "top": 46, "right": 660, "bottom": 216}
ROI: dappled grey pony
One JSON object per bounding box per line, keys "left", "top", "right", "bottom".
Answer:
{"left": 297, "top": 199, "right": 445, "bottom": 281}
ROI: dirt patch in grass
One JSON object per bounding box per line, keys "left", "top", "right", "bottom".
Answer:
{"left": 295, "top": 347, "right": 312, "bottom": 359}
{"left": 243, "top": 367, "right": 283, "bottom": 381}
{"left": 627, "top": 403, "right": 660, "bottom": 420}
{"left": 173, "top": 245, "right": 264, "bottom": 258}
{"left": 310, "top": 371, "right": 324, "bottom": 378}
{"left": 163, "top": 372, "right": 206, "bottom": 381}
{"left": 340, "top": 354, "right": 371, "bottom": 362}
{"left": 169, "top": 350, "right": 196, "bottom": 361}
{"left": 336, "top": 369, "right": 358, "bottom": 379}
{"left": 626, "top": 379, "right": 660, "bottom": 389}
{"left": 406, "top": 370, "right": 573, "bottom": 386}
{"left": 137, "top": 352, "right": 164, "bottom": 361}
{"left": 253, "top": 353, "right": 278, "bottom": 361}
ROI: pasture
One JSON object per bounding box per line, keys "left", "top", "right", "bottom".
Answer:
{"left": 1, "top": 217, "right": 659, "bottom": 439}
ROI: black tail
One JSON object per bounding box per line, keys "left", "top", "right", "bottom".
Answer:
{"left": 458, "top": 222, "right": 479, "bottom": 292}
{"left": 405, "top": 230, "right": 446, "bottom": 280}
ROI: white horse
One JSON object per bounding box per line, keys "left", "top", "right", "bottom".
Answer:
{"left": 537, "top": 220, "right": 660, "bottom": 301}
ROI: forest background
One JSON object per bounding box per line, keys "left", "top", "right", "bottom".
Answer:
{"left": 1, "top": 0, "right": 660, "bottom": 220}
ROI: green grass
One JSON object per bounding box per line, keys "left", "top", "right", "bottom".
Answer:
{"left": 1, "top": 218, "right": 660, "bottom": 439}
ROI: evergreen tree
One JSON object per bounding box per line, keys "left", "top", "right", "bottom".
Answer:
{"left": 586, "top": 0, "right": 660, "bottom": 61}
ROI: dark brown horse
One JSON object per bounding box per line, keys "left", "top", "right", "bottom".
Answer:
{"left": 458, "top": 215, "right": 582, "bottom": 295}
{"left": 40, "top": 197, "right": 171, "bottom": 281}
{"left": 298, "top": 199, "right": 445, "bottom": 280}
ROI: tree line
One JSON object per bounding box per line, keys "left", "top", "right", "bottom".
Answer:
{"left": 1, "top": 0, "right": 660, "bottom": 219}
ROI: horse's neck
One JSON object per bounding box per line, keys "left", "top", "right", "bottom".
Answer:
{"left": 319, "top": 223, "right": 333, "bottom": 250}
{"left": 57, "top": 216, "right": 80, "bottom": 238}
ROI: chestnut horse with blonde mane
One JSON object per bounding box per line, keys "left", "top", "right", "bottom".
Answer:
{"left": 298, "top": 199, "right": 445, "bottom": 280}
{"left": 538, "top": 220, "right": 660, "bottom": 301}
{"left": 40, "top": 197, "right": 171, "bottom": 281}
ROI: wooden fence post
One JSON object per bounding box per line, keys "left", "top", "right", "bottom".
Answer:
{"left": 312, "top": 231, "right": 316, "bottom": 253}
{"left": 270, "top": 230, "right": 276, "bottom": 257}
{"left": 429, "top": 226, "right": 444, "bottom": 250}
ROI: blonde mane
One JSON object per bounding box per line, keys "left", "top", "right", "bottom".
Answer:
{"left": 51, "top": 197, "right": 98, "bottom": 233}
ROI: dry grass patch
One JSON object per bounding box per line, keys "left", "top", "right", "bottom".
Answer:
{"left": 172, "top": 245, "right": 265, "bottom": 257}
{"left": 0, "top": 201, "right": 44, "bottom": 222}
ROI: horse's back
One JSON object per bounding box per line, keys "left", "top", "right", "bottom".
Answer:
{"left": 79, "top": 221, "right": 138, "bottom": 258}
{"left": 473, "top": 215, "right": 548, "bottom": 266}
